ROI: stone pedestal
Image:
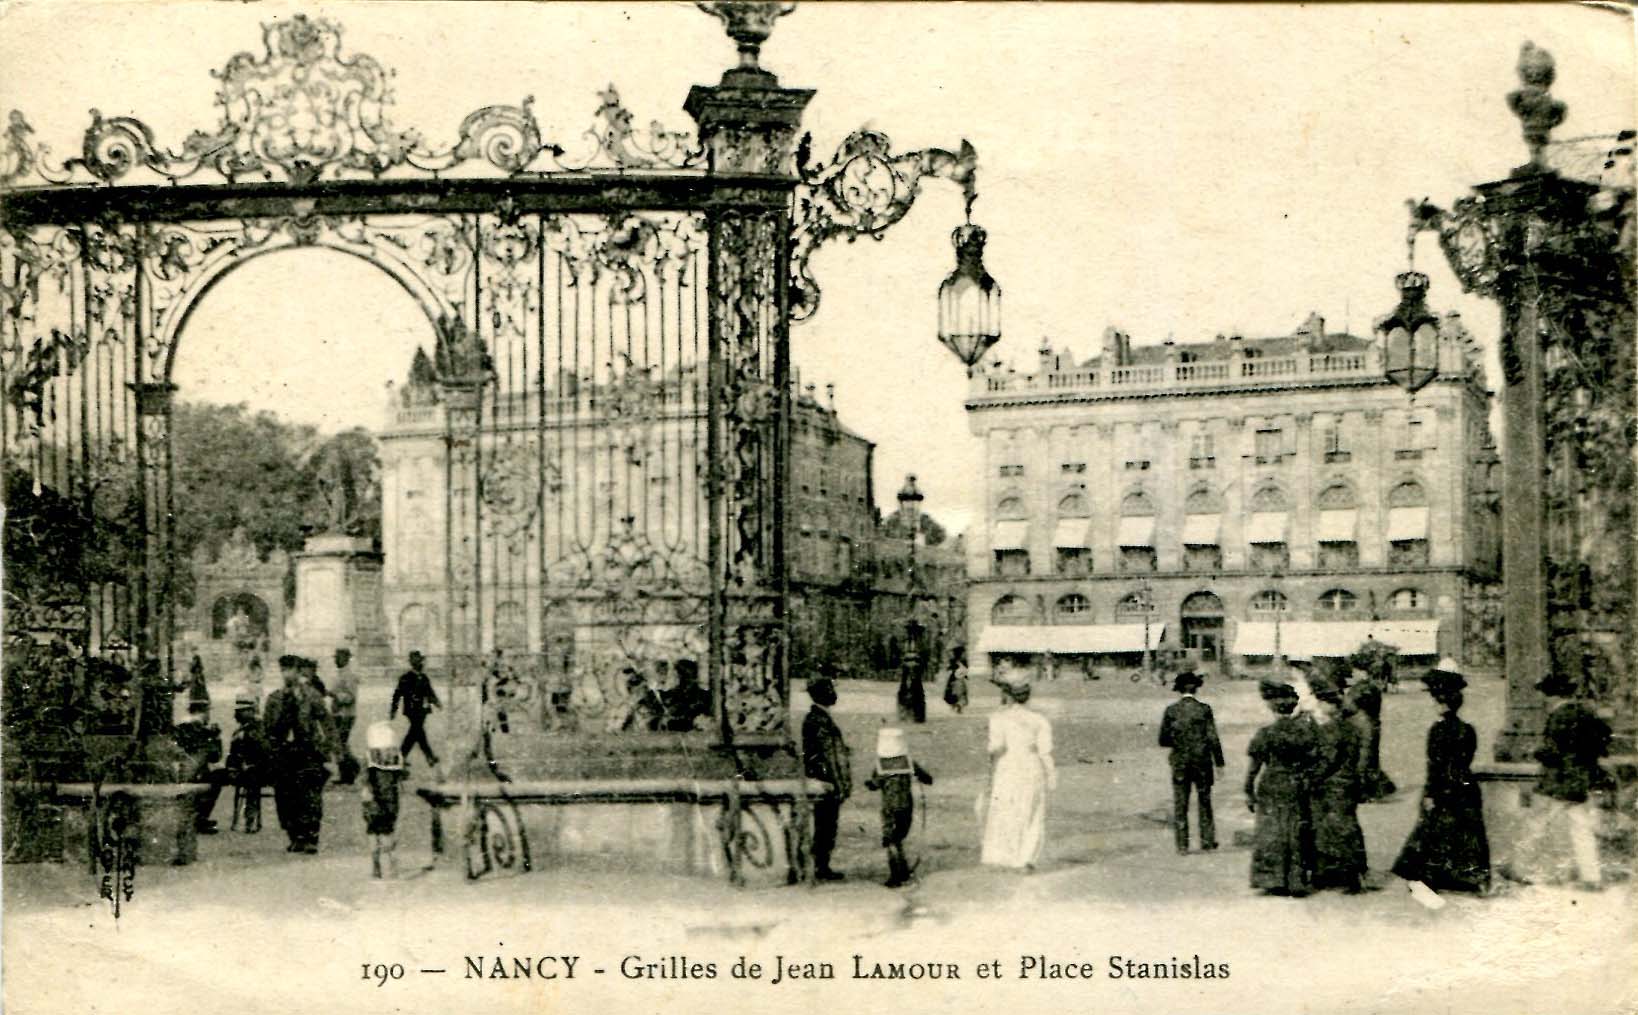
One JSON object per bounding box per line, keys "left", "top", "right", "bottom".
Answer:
{"left": 283, "top": 534, "right": 391, "bottom": 669}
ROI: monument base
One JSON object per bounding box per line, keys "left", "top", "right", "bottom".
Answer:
{"left": 283, "top": 535, "right": 392, "bottom": 669}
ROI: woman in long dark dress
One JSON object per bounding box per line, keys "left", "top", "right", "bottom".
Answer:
{"left": 1246, "top": 681, "right": 1318, "bottom": 896}
{"left": 1392, "top": 662, "right": 1490, "bottom": 894}
{"left": 1306, "top": 673, "right": 1369, "bottom": 892}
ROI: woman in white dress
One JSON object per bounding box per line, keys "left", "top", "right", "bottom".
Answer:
{"left": 980, "top": 678, "right": 1057, "bottom": 869}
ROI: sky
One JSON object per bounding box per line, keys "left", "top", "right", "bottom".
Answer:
{"left": 0, "top": 1, "right": 1631, "bottom": 534}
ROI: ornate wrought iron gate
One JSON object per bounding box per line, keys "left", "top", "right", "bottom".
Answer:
{"left": 2, "top": 12, "right": 977, "bottom": 759}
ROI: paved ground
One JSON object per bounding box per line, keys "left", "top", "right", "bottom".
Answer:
{"left": 4, "top": 674, "right": 1633, "bottom": 1015}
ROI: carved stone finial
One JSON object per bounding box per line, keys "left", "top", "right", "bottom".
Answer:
{"left": 696, "top": 2, "right": 796, "bottom": 76}
{"left": 1507, "top": 41, "right": 1567, "bottom": 172}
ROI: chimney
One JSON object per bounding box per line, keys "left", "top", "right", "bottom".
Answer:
{"left": 825, "top": 382, "right": 835, "bottom": 410}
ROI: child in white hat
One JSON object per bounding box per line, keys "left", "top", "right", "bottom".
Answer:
{"left": 361, "top": 721, "right": 406, "bottom": 879}
{"left": 864, "top": 727, "right": 934, "bottom": 888}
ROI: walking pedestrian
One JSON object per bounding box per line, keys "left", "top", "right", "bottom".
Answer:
{"left": 1305, "top": 672, "right": 1369, "bottom": 892}
{"left": 330, "top": 648, "right": 360, "bottom": 785}
{"left": 266, "top": 655, "right": 335, "bottom": 853}
{"left": 897, "top": 626, "right": 927, "bottom": 724}
{"left": 865, "top": 727, "right": 934, "bottom": 888}
{"left": 1158, "top": 670, "right": 1224, "bottom": 854}
{"left": 801, "top": 671, "right": 851, "bottom": 881}
{"left": 1520, "top": 666, "right": 1613, "bottom": 889}
{"left": 1246, "top": 680, "right": 1317, "bottom": 897}
{"left": 361, "top": 721, "right": 407, "bottom": 880}
{"left": 1347, "top": 644, "right": 1397, "bottom": 801}
{"left": 1392, "top": 660, "right": 1490, "bottom": 895}
{"left": 391, "top": 650, "right": 441, "bottom": 768}
{"left": 979, "top": 676, "right": 1056, "bottom": 871}
{"left": 942, "top": 646, "right": 970, "bottom": 714}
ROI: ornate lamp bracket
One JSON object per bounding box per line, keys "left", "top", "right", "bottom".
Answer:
{"left": 790, "top": 130, "right": 979, "bottom": 322}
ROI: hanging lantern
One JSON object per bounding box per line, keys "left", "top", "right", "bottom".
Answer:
{"left": 1378, "top": 271, "right": 1441, "bottom": 394}
{"left": 937, "top": 223, "right": 1002, "bottom": 373}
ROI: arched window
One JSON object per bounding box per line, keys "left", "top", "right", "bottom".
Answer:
{"left": 992, "top": 594, "right": 1035, "bottom": 624}
{"left": 1250, "top": 590, "right": 1290, "bottom": 614}
{"left": 1181, "top": 591, "right": 1225, "bottom": 617}
{"left": 1120, "top": 489, "right": 1156, "bottom": 516}
{"left": 1250, "top": 485, "right": 1288, "bottom": 512}
{"left": 1388, "top": 587, "right": 1426, "bottom": 611}
{"left": 1317, "top": 589, "right": 1358, "bottom": 613}
{"left": 1317, "top": 483, "right": 1356, "bottom": 510}
{"left": 995, "top": 496, "right": 1026, "bottom": 520}
{"left": 1185, "top": 487, "right": 1221, "bottom": 514}
{"left": 1057, "top": 493, "right": 1090, "bottom": 517}
{"left": 1388, "top": 481, "right": 1428, "bottom": 508}
{"left": 1115, "top": 591, "right": 1156, "bottom": 617}
{"left": 1055, "top": 593, "right": 1091, "bottom": 619}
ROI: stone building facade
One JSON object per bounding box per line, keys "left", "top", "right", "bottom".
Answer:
{"left": 963, "top": 309, "right": 1499, "bottom": 681}
{"left": 375, "top": 355, "right": 881, "bottom": 670}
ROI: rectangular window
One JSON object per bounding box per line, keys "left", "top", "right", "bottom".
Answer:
{"left": 1119, "top": 546, "right": 1157, "bottom": 573}
{"left": 1184, "top": 545, "right": 1223, "bottom": 572}
{"left": 1388, "top": 539, "right": 1430, "bottom": 567}
{"left": 1318, "top": 542, "right": 1360, "bottom": 569}
{"left": 1322, "top": 423, "right": 1351, "bottom": 463}
{"left": 1189, "top": 433, "right": 1216, "bottom": 470}
{"left": 1249, "top": 543, "right": 1290, "bottom": 571}
{"left": 1055, "top": 547, "right": 1091, "bottom": 575}
{"left": 1254, "top": 428, "right": 1285, "bottom": 464}
{"left": 998, "top": 463, "right": 1025, "bottom": 478}
{"left": 1061, "top": 462, "right": 1086, "bottom": 474}
{"left": 1396, "top": 420, "right": 1426, "bottom": 460}
{"left": 994, "top": 549, "right": 1031, "bottom": 577}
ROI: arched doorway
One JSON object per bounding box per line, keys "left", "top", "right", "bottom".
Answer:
{"left": 1180, "top": 591, "right": 1225, "bottom": 675}
{"left": 210, "top": 592, "right": 270, "bottom": 648}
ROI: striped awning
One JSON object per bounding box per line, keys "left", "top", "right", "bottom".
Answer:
{"left": 1117, "top": 515, "right": 1156, "bottom": 547}
{"left": 992, "top": 520, "right": 1030, "bottom": 551}
{"left": 1315, "top": 509, "right": 1358, "bottom": 543}
{"left": 1386, "top": 506, "right": 1429, "bottom": 541}
{"left": 1233, "top": 619, "right": 1440, "bottom": 658}
{"left": 1053, "top": 518, "right": 1091, "bottom": 548}
{"left": 1181, "top": 513, "right": 1221, "bottom": 546}
{"left": 977, "top": 623, "right": 1166, "bottom": 656}
{"left": 1245, "top": 511, "right": 1288, "bottom": 545}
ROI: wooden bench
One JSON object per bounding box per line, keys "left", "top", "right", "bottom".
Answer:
{"left": 416, "top": 778, "right": 834, "bottom": 885}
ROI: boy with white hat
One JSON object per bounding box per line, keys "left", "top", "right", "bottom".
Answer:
{"left": 864, "top": 726, "right": 934, "bottom": 888}
{"left": 361, "top": 721, "right": 407, "bottom": 880}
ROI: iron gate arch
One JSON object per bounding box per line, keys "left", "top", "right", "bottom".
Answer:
{"left": 1, "top": 11, "right": 983, "bottom": 768}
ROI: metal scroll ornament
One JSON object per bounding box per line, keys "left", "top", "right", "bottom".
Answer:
{"left": 791, "top": 130, "right": 979, "bottom": 322}
{"left": 0, "top": 16, "right": 711, "bottom": 188}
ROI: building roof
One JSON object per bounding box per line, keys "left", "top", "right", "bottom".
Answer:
{"left": 1077, "top": 331, "right": 1373, "bottom": 370}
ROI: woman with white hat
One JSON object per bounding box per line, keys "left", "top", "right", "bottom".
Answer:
{"left": 979, "top": 677, "right": 1056, "bottom": 870}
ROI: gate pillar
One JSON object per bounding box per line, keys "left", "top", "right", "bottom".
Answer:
{"left": 687, "top": 22, "right": 811, "bottom": 749}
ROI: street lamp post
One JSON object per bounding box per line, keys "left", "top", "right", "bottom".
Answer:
{"left": 1271, "top": 568, "right": 1286, "bottom": 667}
{"left": 1140, "top": 574, "right": 1154, "bottom": 679}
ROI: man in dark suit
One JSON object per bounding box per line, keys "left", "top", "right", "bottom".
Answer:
{"left": 1159, "top": 670, "right": 1225, "bottom": 854}
{"left": 265, "top": 655, "right": 335, "bottom": 853}
{"left": 391, "top": 650, "right": 441, "bottom": 767}
{"left": 801, "top": 673, "right": 851, "bottom": 881}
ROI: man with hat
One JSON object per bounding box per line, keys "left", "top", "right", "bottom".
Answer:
{"left": 391, "top": 650, "right": 442, "bottom": 768}
{"left": 801, "top": 665, "right": 851, "bottom": 881}
{"left": 225, "top": 687, "right": 268, "bottom": 833}
{"left": 265, "top": 655, "right": 336, "bottom": 852}
{"left": 1525, "top": 665, "right": 1613, "bottom": 888}
{"left": 1158, "top": 670, "right": 1225, "bottom": 854}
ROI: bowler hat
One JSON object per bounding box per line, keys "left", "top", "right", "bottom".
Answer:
{"left": 1422, "top": 669, "right": 1467, "bottom": 699}
{"left": 1172, "top": 671, "right": 1204, "bottom": 693}
{"left": 807, "top": 677, "right": 837, "bottom": 705}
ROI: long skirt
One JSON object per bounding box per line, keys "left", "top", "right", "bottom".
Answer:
{"left": 1250, "top": 768, "right": 1310, "bottom": 893}
{"left": 1310, "top": 784, "right": 1368, "bottom": 890}
{"left": 1393, "top": 787, "right": 1490, "bottom": 892}
{"left": 981, "top": 755, "right": 1047, "bottom": 868}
